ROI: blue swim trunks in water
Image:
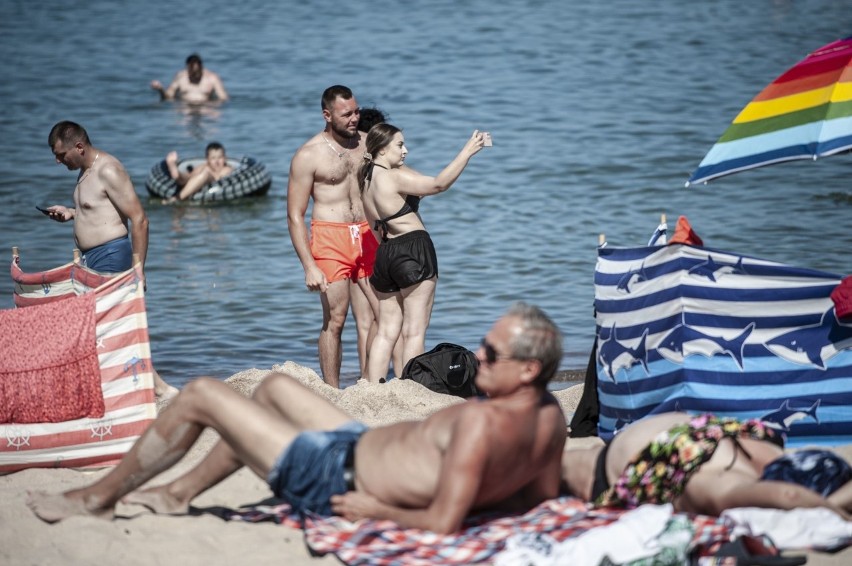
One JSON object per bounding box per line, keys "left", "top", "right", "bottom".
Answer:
{"left": 267, "top": 421, "right": 368, "bottom": 516}
{"left": 81, "top": 235, "right": 133, "bottom": 273}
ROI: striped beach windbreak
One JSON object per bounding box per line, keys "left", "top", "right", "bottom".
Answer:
{"left": 595, "top": 244, "right": 852, "bottom": 446}
{"left": 0, "top": 259, "right": 156, "bottom": 472}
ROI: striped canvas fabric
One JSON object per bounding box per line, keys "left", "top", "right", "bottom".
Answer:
{"left": 594, "top": 244, "right": 852, "bottom": 446}
{"left": 1, "top": 259, "right": 156, "bottom": 472}
{"left": 687, "top": 36, "right": 852, "bottom": 186}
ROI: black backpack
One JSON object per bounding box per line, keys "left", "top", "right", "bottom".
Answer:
{"left": 400, "top": 343, "right": 480, "bottom": 398}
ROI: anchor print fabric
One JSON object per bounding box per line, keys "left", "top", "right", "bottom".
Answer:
{"left": 1, "top": 260, "right": 156, "bottom": 472}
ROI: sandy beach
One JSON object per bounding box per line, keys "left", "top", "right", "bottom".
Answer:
{"left": 2, "top": 361, "right": 849, "bottom": 565}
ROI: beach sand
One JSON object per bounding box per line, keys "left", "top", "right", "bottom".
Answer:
{"left": 2, "top": 361, "right": 849, "bottom": 565}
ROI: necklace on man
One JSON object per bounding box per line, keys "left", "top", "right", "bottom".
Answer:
{"left": 322, "top": 134, "right": 353, "bottom": 159}
{"left": 77, "top": 152, "right": 100, "bottom": 185}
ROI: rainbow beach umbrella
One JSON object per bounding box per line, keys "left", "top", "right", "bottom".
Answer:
{"left": 686, "top": 36, "right": 852, "bottom": 186}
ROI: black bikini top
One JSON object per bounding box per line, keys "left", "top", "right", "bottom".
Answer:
{"left": 368, "top": 163, "right": 421, "bottom": 242}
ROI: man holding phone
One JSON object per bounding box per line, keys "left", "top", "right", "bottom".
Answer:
{"left": 43, "top": 121, "right": 178, "bottom": 400}
{"left": 45, "top": 121, "right": 149, "bottom": 275}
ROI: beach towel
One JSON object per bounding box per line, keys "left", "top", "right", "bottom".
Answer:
{"left": 226, "top": 497, "right": 740, "bottom": 566}
{"left": 0, "top": 291, "right": 103, "bottom": 423}
{"left": 594, "top": 242, "right": 852, "bottom": 446}
{"left": 722, "top": 507, "right": 852, "bottom": 552}
{"left": 0, "top": 257, "right": 156, "bottom": 472}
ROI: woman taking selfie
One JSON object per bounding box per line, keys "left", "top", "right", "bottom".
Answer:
{"left": 358, "top": 124, "right": 486, "bottom": 383}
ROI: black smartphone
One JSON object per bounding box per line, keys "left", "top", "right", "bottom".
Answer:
{"left": 36, "top": 206, "right": 51, "bottom": 215}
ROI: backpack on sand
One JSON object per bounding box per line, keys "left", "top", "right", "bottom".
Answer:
{"left": 400, "top": 343, "right": 480, "bottom": 398}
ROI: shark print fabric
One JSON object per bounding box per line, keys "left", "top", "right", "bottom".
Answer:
{"left": 594, "top": 243, "right": 852, "bottom": 446}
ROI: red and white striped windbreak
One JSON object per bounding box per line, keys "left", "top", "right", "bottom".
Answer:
{"left": 1, "top": 257, "right": 156, "bottom": 472}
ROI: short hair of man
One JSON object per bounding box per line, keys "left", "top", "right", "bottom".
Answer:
{"left": 358, "top": 122, "right": 401, "bottom": 194}
{"left": 48, "top": 121, "right": 90, "bottom": 148}
{"left": 505, "top": 301, "right": 563, "bottom": 386}
{"left": 185, "top": 53, "right": 203, "bottom": 67}
{"left": 205, "top": 141, "right": 225, "bottom": 156}
{"left": 321, "top": 85, "right": 354, "bottom": 111}
{"left": 358, "top": 106, "right": 387, "bottom": 133}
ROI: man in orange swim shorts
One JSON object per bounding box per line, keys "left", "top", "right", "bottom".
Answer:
{"left": 310, "top": 220, "right": 378, "bottom": 285}
{"left": 287, "top": 86, "right": 398, "bottom": 387}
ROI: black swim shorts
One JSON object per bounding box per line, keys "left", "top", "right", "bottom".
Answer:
{"left": 370, "top": 230, "right": 438, "bottom": 293}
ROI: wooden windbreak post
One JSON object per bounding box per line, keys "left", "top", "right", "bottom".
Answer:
{"left": 598, "top": 233, "right": 606, "bottom": 247}
{"left": 661, "top": 213, "right": 666, "bottom": 224}
{"left": 12, "top": 246, "right": 19, "bottom": 259}
{"left": 73, "top": 249, "right": 81, "bottom": 264}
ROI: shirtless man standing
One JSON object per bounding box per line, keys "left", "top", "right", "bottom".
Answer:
{"left": 287, "top": 85, "right": 396, "bottom": 387}
{"left": 44, "top": 120, "right": 176, "bottom": 399}
{"left": 150, "top": 53, "right": 228, "bottom": 103}
{"left": 45, "top": 121, "right": 149, "bottom": 282}
{"left": 27, "top": 302, "right": 567, "bottom": 534}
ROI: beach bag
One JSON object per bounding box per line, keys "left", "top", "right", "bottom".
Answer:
{"left": 400, "top": 343, "right": 480, "bottom": 398}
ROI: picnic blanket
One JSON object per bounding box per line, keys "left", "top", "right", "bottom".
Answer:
{"left": 226, "top": 497, "right": 741, "bottom": 565}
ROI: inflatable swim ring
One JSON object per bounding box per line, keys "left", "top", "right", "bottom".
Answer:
{"left": 145, "top": 156, "right": 272, "bottom": 202}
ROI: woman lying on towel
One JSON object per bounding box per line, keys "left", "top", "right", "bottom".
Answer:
{"left": 560, "top": 412, "right": 852, "bottom": 519}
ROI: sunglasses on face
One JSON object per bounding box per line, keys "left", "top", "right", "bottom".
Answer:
{"left": 480, "top": 338, "right": 513, "bottom": 365}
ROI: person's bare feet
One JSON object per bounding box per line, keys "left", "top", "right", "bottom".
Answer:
{"left": 153, "top": 370, "right": 179, "bottom": 402}
{"left": 122, "top": 486, "right": 190, "bottom": 515}
{"left": 26, "top": 490, "right": 114, "bottom": 523}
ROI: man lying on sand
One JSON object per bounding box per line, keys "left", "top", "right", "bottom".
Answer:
{"left": 561, "top": 411, "right": 852, "bottom": 519}
{"left": 28, "top": 302, "right": 567, "bottom": 534}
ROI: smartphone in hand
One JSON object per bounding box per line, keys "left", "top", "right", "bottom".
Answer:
{"left": 36, "top": 206, "right": 51, "bottom": 216}
{"left": 482, "top": 132, "right": 493, "bottom": 147}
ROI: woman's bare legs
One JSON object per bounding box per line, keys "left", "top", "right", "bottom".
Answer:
{"left": 399, "top": 277, "right": 436, "bottom": 367}
{"left": 365, "top": 290, "right": 403, "bottom": 383}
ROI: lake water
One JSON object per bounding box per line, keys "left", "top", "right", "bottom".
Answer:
{"left": 1, "top": 0, "right": 850, "bottom": 389}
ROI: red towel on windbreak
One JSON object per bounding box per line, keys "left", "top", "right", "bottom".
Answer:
{"left": 667, "top": 215, "right": 704, "bottom": 246}
{"left": 0, "top": 292, "right": 104, "bottom": 423}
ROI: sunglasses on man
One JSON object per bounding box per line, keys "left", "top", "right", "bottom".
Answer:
{"left": 480, "top": 338, "right": 516, "bottom": 365}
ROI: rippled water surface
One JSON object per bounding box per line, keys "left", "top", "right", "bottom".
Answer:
{"left": 1, "top": 0, "right": 850, "bottom": 388}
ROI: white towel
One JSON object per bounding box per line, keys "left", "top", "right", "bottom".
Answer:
{"left": 496, "top": 504, "right": 676, "bottom": 566}
{"left": 722, "top": 507, "right": 852, "bottom": 551}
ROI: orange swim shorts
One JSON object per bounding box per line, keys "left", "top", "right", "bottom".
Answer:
{"left": 310, "top": 220, "right": 378, "bottom": 283}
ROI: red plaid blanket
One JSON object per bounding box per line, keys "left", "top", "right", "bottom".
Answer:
{"left": 226, "top": 497, "right": 739, "bottom": 565}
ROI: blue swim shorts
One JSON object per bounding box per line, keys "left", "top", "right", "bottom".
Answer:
{"left": 761, "top": 449, "right": 852, "bottom": 497}
{"left": 267, "top": 421, "right": 368, "bottom": 516}
{"left": 81, "top": 235, "right": 133, "bottom": 273}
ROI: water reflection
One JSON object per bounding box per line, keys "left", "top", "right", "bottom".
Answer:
{"left": 171, "top": 101, "right": 224, "bottom": 140}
